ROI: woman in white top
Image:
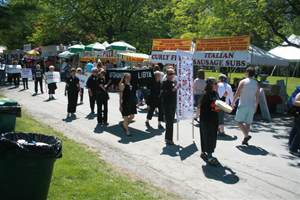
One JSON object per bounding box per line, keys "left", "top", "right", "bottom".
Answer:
{"left": 194, "top": 69, "right": 206, "bottom": 121}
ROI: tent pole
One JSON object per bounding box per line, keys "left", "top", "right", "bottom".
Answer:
{"left": 177, "top": 121, "right": 179, "bottom": 141}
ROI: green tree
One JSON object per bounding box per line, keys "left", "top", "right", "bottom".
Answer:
{"left": 171, "top": 0, "right": 300, "bottom": 50}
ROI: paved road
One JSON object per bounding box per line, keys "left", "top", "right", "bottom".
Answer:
{"left": 1, "top": 80, "right": 299, "bottom": 200}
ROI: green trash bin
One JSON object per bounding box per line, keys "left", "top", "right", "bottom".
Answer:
{"left": 0, "top": 97, "right": 21, "bottom": 134}
{"left": 0, "top": 132, "right": 62, "bottom": 200}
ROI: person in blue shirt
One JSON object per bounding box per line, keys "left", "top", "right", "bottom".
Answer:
{"left": 288, "top": 85, "right": 300, "bottom": 106}
{"left": 86, "top": 60, "right": 94, "bottom": 74}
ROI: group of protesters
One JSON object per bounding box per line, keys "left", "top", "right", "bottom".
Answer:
{"left": 2, "top": 57, "right": 299, "bottom": 164}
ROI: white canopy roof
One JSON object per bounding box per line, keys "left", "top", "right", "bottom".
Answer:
{"left": 0, "top": 46, "right": 7, "bottom": 54}
{"left": 269, "top": 35, "right": 300, "bottom": 62}
{"left": 249, "top": 44, "right": 290, "bottom": 67}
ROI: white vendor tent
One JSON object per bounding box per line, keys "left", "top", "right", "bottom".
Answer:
{"left": 249, "top": 44, "right": 289, "bottom": 67}
{"left": 269, "top": 35, "right": 300, "bottom": 62}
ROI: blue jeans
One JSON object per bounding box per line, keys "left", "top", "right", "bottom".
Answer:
{"left": 289, "top": 118, "right": 300, "bottom": 152}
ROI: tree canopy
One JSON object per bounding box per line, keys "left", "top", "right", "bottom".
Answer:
{"left": 0, "top": 0, "right": 299, "bottom": 52}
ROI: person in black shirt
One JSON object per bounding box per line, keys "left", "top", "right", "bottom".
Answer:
{"left": 119, "top": 73, "right": 137, "bottom": 136}
{"left": 47, "top": 65, "right": 57, "bottom": 99}
{"left": 33, "top": 65, "right": 44, "bottom": 94}
{"left": 145, "top": 71, "right": 164, "bottom": 129}
{"left": 96, "top": 69, "right": 110, "bottom": 125}
{"left": 198, "top": 77, "right": 227, "bottom": 166}
{"left": 65, "top": 68, "right": 81, "bottom": 118}
{"left": 161, "top": 68, "right": 177, "bottom": 145}
{"left": 86, "top": 67, "right": 98, "bottom": 113}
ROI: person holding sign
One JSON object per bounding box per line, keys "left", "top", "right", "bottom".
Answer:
{"left": 161, "top": 68, "right": 177, "bottom": 145}
{"left": 21, "top": 64, "right": 29, "bottom": 90}
{"left": 96, "top": 69, "right": 110, "bottom": 125}
{"left": 76, "top": 68, "right": 84, "bottom": 104}
{"left": 65, "top": 68, "right": 81, "bottom": 118}
{"left": 47, "top": 66, "right": 57, "bottom": 99}
{"left": 145, "top": 71, "right": 164, "bottom": 129}
{"left": 33, "top": 65, "right": 44, "bottom": 94}
{"left": 119, "top": 73, "right": 137, "bottom": 136}
{"left": 86, "top": 67, "right": 98, "bottom": 113}
{"left": 198, "top": 77, "right": 227, "bottom": 166}
{"left": 231, "top": 67, "right": 259, "bottom": 146}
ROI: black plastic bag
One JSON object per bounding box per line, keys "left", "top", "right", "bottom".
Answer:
{"left": 0, "top": 132, "right": 62, "bottom": 158}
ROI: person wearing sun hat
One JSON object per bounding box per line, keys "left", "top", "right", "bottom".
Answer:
{"left": 47, "top": 65, "right": 57, "bottom": 99}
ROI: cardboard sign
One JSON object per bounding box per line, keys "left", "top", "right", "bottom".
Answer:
{"left": 195, "top": 35, "right": 250, "bottom": 52}
{"left": 152, "top": 39, "right": 192, "bottom": 51}
{"left": 77, "top": 74, "right": 88, "bottom": 88}
{"left": 193, "top": 51, "right": 248, "bottom": 67}
{"left": 176, "top": 50, "right": 194, "bottom": 120}
{"left": 21, "top": 68, "right": 32, "bottom": 78}
{"left": 45, "top": 72, "right": 60, "bottom": 84}
{"left": 5, "top": 65, "right": 22, "bottom": 74}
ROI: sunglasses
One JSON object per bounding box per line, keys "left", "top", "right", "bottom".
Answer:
{"left": 168, "top": 73, "right": 175, "bottom": 75}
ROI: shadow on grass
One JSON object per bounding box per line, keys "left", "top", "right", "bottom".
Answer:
{"left": 161, "top": 141, "right": 199, "bottom": 161}
{"left": 202, "top": 164, "right": 239, "bottom": 184}
{"left": 236, "top": 145, "right": 268, "bottom": 156}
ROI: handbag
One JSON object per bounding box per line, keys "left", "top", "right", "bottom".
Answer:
{"left": 287, "top": 105, "right": 300, "bottom": 119}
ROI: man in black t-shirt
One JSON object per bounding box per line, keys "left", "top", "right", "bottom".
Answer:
{"left": 33, "top": 65, "right": 44, "bottom": 94}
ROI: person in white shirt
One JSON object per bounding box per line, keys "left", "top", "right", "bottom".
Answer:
{"left": 231, "top": 67, "right": 259, "bottom": 145}
{"left": 217, "top": 74, "right": 233, "bottom": 136}
{"left": 61, "top": 60, "right": 67, "bottom": 81}
{"left": 194, "top": 69, "right": 206, "bottom": 121}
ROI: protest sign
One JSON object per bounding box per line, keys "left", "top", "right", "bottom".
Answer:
{"left": 176, "top": 50, "right": 194, "bottom": 120}
{"left": 21, "top": 68, "right": 32, "bottom": 78}
{"left": 193, "top": 51, "right": 248, "bottom": 67}
{"left": 106, "top": 68, "right": 155, "bottom": 87}
{"left": 45, "top": 72, "right": 60, "bottom": 84}
{"left": 77, "top": 74, "right": 88, "bottom": 88}
{"left": 152, "top": 39, "right": 192, "bottom": 51}
{"left": 195, "top": 35, "right": 250, "bottom": 52}
{"left": 149, "top": 51, "right": 177, "bottom": 64}
{"left": 5, "top": 65, "right": 22, "bottom": 74}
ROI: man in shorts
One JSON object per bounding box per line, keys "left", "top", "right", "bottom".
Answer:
{"left": 231, "top": 67, "right": 260, "bottom": 145}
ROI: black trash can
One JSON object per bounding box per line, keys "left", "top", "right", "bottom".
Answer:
{"left": 0, "top": 132, "right": 62, "bottom": 200}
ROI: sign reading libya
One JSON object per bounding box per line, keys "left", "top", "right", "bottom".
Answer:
{"left": 152, "top": 39, "right": 192, "bottom": 51}
{"left": 195, "top": 35, "right": 251, "bottom": 52}
{"left": 106, "top": 68, "right": 155, "bottom": 88}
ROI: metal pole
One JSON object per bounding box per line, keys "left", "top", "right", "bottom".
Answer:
{"left": 192, "top": 118, "right": 194, "bottom": 139}
{"left": 177, "top": 121, "right": 179, "bottom": 141}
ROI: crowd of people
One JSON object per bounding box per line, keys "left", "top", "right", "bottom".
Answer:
{"left": 1, "top": 57, "right": 299, "bottom": 163}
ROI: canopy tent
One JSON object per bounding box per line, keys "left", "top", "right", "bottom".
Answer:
{"left": 106, "top": 41, "right": 136, "bottom": 52}
{"left": 85, "top": 42, "right": 105, "bottom": 51}
{"left": 68, "top": 44, "right": 85, "bottom": 53}
{"left": 58, "top": 51, "right": 76, "bottom": 58}
{"left": 0, "top": 46, "right": 7, "bottom": 54}
{"left": 269, "top": 35, "right": 300, "bottom": 62}
{"left": 249, "top": 44, "right": 289, "bottom": 67}
{"left": 119, "top": 52, "right": 149, "bottom": 63}
{"left": 102, "top": 41, "right": 110, "bottom": 48}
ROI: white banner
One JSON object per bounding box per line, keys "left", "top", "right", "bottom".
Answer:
{"left": 149, "top": 51, "right": 177, "bottom": 64}
{"left": 45, "top": 72, "right": 60, "bottom": 84}
{"left": 21, "top": 68, "right": 32, "bottom": 78}
{"left": 77, "top": 74, "right": 88, "bottom": 88}
{"left": 176, "top": 50, "right": 194, "bottom": 120}
{"left": 5, "top": 65, "right": 22, "bottom": 74}
{"left": 193, "top": 51, "right": 248, "bottom": 67}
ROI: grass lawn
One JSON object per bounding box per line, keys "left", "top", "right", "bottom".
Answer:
{"left": 202, "top": 70, "right": 299, "bottom": 96}
{"left": 14, "top": 113, "right": 176, "bottom": 200}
